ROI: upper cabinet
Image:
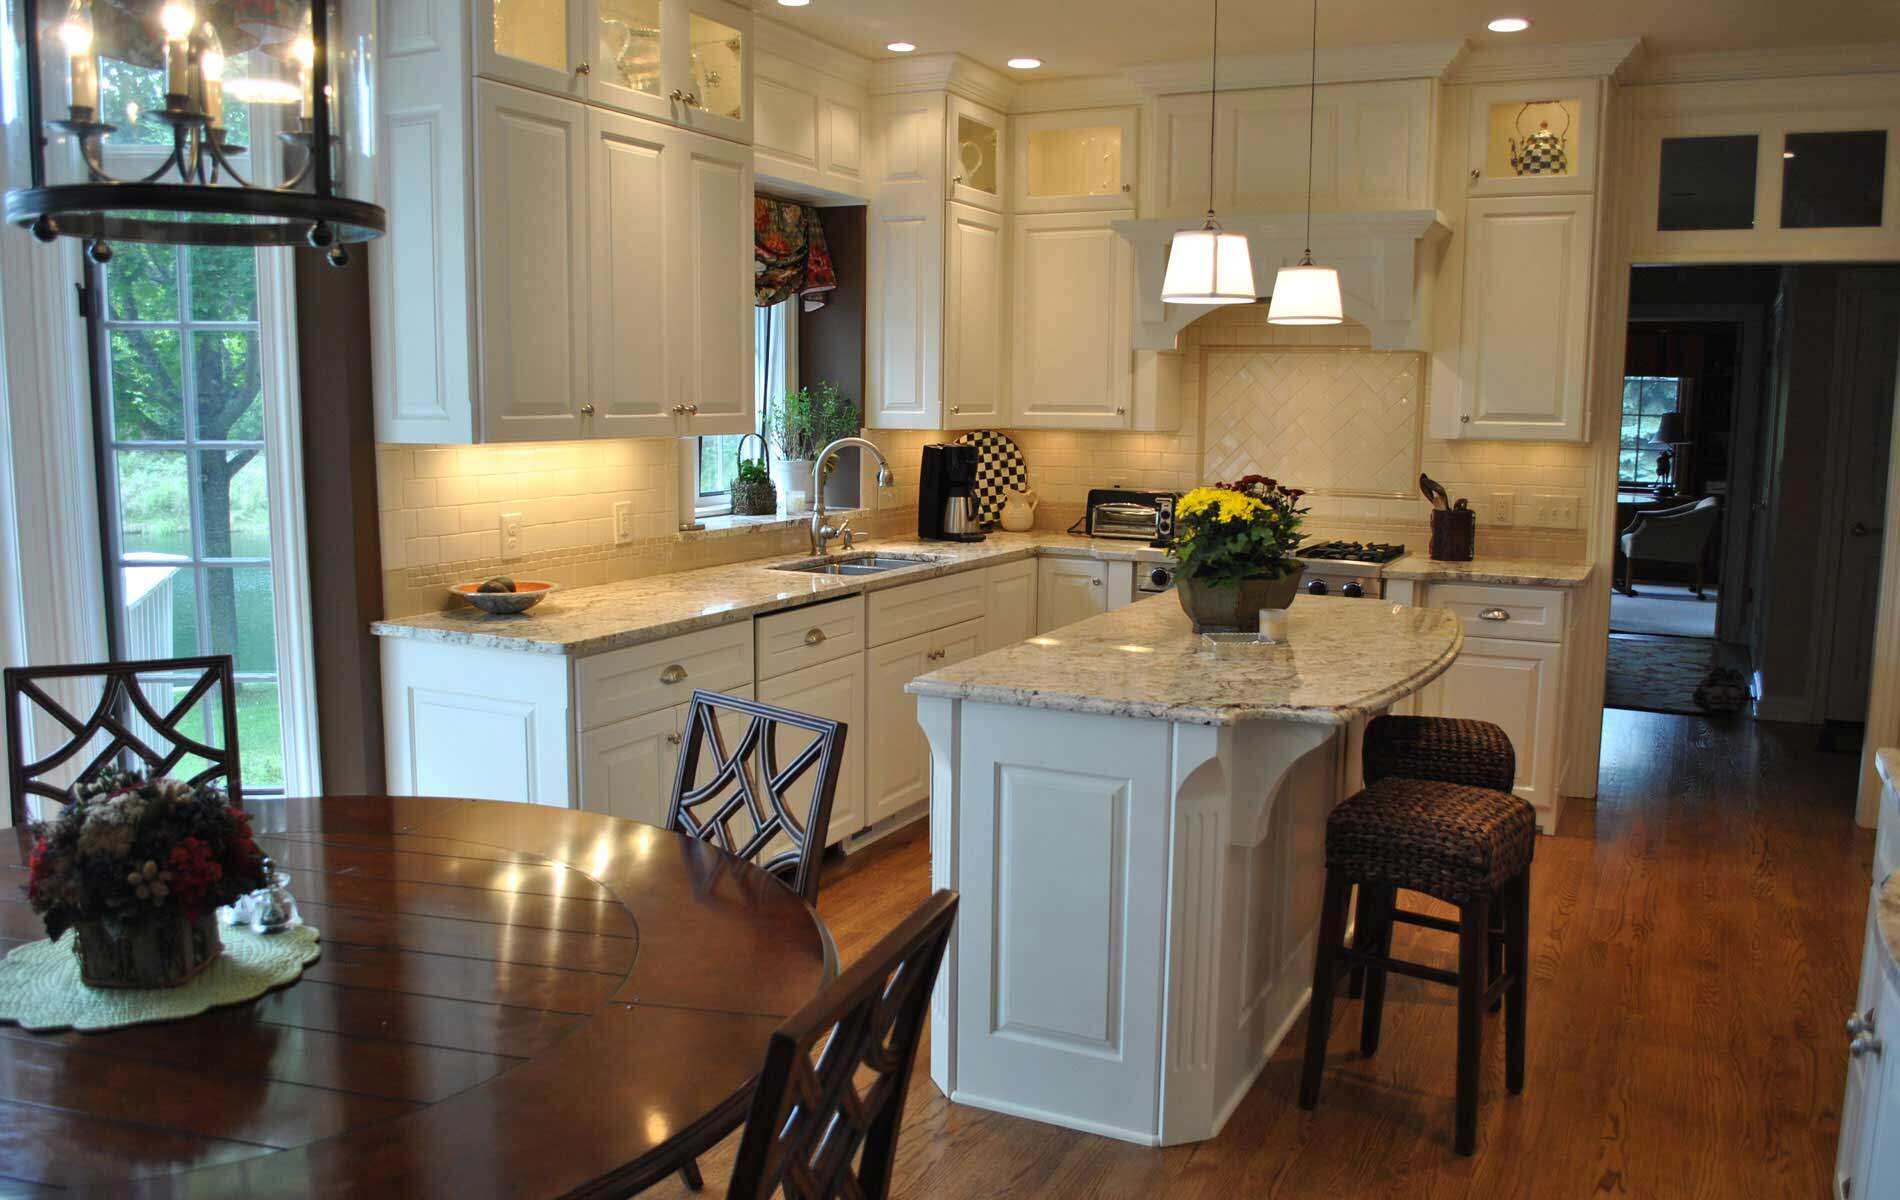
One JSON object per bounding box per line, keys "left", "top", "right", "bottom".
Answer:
{"left": 1010, "top": 211, "right": 1135, "bottom": 429}
{"left": 948, "top": 96, "right": 1007, "bottom": 211}
{"left": 476, "top": 0, "right": 753, "bottom": 143}
{"left": 1012, "top": 107, "right": 1139, "bottom": 213}
{"left": 1464, "top": 80, "right": 1599, "bottom": 197}
{"left": 1149, "top": 79, "right": 1434, "bottom": 219}
{"left": 752, "top": 42, "right": 870, "bottom": 200}
{"left": 373, "top": 0, "right": 754, "bottom": 444}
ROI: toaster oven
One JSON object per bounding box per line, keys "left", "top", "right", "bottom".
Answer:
{"left": 1085, "top": 489, "right": 1177, "bottom": 544}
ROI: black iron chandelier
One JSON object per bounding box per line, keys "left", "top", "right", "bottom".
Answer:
{"left": 4, "top": 0, "right": 384, "bottom": 264}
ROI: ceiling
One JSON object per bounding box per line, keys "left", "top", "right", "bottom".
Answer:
{"left": 755, "top": 0, "right": 1900, "bottom": 79}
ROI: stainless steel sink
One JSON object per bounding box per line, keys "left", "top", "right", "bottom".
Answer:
{"left": 772, "top": 552, "right": 946, "bottom": 576}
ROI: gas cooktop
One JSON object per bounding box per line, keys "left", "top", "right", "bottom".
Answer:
{"left": 1297, "top": 541, "right": 1407, "bottom": 564}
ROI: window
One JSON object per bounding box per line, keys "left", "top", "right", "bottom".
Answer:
{"left": 1619, "top": 376, "right": 1682, "bottom": 486}
{"left": 695, "top": 300, "right": 793, "bottom": 516}
{"left": 90, "top": 241, "right": 288, "bottom": 793}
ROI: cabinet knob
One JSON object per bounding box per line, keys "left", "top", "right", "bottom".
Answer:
{"left": 1850, "top": 1010, "right": 1877, "bottom": 1037}
{"left": 660, "top": 664, "right": 688, "bottom": 685}
{"left": 1121, "top": 183, "right": 1132, "bottom": 192}
{"left": 1470, "top": 168, "right": 1480, "bottom": 181}
{"left": 1851, "top": 1033, "right": 1883, "bottom": 1059}
{"left": 665, "top": 732, "right": 681, "bottom": 746}
{"left": 1116, "top": 406, "right": 1126, "bottom": 416}
{"left": 1460, "top": 414, "right": 1471, "bottom": 423}
{"left": 684, "top": 403, "right": 699, "bottom": 415}
{"left": 950, "top": 405, "right": 961, "bottom": 415}
{"left": 1478, "top": 608, "right": 1510, "bottom": 622}
{"left": 1090, "top": 577, "right": 1103, "bottom": 587}
{"left": 580, "top": 403, "right": 596, "bottom": 416}
{"left": 577, "top": 62, "right": 592, "bottom": 76}
{"left": 804, "top": 628, "right": 827, "bottom": 646}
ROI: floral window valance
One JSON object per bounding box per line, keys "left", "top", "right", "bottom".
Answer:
{"left": 755, "top": 196, "right": 836, "bottom": 311}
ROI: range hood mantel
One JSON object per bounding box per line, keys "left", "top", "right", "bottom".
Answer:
{"left": 1114, "top": 210, "right": 1449, "bottom": 350}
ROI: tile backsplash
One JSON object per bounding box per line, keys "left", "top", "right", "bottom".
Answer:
{"left": 376, "top": 307, "right": 1590, "bottom": 619}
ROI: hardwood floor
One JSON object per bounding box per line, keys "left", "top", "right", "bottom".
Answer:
{"left": 644, "top": 710, "right": 1874, "bottom": 1198}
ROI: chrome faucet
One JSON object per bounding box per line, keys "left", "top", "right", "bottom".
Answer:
{"left": 810, "top": 436, "right": 895, "bottom": 555}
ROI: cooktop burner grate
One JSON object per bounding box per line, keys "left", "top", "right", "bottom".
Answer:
{"left": 1297, "top": 541, "right": 1407, "bottom": 564}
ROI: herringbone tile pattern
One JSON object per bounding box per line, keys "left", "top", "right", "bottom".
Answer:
{"left": 1203, "top": 349, "right": 1423, "bottom": 496}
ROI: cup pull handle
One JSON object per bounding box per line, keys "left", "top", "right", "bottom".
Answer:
{"left": 804, "top": 628, "right": 827, "bottom": 646}
{"left": 1478, "top": 608, "right": 1510, "bottom": 622}
{"left": 665, "top": 732, "right": 681, "bottom": 746}
{"left": 660, "top": 664, "right": 688, "bottom": 685}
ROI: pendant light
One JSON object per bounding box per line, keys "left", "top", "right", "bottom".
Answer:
{"left": 1268, "top": 0, "right": 1343, "bottom": 325}
{"left": 1160, "top": 0, "right": 1255, "bottom": 305}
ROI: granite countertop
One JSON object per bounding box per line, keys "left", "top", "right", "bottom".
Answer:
{"left": 906, "top": 593, "right": 1463, "bottom": 727}
{"left": 370, "top": 532, "right": 1172, "bottom": 657}
{"left": 1384, "top": 554, "right": 1594, "bottom": 589}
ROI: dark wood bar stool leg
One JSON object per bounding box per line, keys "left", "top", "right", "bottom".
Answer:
{"left": 678, "top": 1161, "right": 705, "bottom": 1190}
{"left": 1488, "top": 909, "right": 1507, "bottom": 1013}
{"left": 1299, "top": 872, "right": 1355, "bottom": 1110}
{"left": 1505, "top": 867, "right": 1531, "bottom": 1095}
{"left": 1358, "top": 883, "right": 1396, "bottom": 1057}
{"left": 1454, "top": 893, "right": 1490, "bottom": 1157}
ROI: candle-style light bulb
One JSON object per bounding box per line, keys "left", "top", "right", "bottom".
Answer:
{"left": 59, "top": 0, "right": 98, "bottom": 114}
{"left": 291, "top": 17, "right": 316, "bottom": 122}
{"left": 200, "top": 26, "right": 225, "bottom": 128}
{"left": 160, "top": 1, "right": 197, "bottom": 101}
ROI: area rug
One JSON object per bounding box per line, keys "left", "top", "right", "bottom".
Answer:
{"left": 1604, "top": 635, "right": 1745, "bottom": 717}
{"left": 1610, "top": 585, "right": 1719, "bottom": 638}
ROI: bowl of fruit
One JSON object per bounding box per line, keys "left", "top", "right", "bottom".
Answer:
{"left": 448, "top": 577, "right": 558, "bottom": 615}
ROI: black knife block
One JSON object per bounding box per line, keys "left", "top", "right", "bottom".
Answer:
{"left": 1429, "top": 509, "right": 1475, "bottom": 561}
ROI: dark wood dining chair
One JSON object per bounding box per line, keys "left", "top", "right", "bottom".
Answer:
{"left": 665, "top": 689, "right": 849, "bottom": 1192}
{"left": 3, "top": 656, "right": 242, "bottom": 834}
{"left": 666, "top": 689, "right": 847, "bottom": 909}
{"left": 726, "top": 890, "right": 959, "bottom": 1200}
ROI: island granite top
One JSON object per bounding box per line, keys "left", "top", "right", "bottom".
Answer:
{"left": 906, "top": 593, "right": 1464, "bottom": 727}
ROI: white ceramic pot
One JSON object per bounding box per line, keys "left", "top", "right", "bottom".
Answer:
{"left": 999, "top": 487, "right": 1039, "bottom": 532}
{"left": 776, "top": 458, "right": 814, "bottom": 513}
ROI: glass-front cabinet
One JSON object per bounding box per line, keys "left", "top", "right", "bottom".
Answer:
{"left": 947, "top": 95, "right": 1004, "bottom": 211}
{"left": 1465, "top": 80, "right": 1599, "bottom": 197}
{"left": 476, "top": 0, "right": 751, "bottom": 143}
{"left": 1011, "top": 107, "right": 1138, "bottom": 213}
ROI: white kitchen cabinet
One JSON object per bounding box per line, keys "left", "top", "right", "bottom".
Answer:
{"left": 947, "top": 95, "right": 1006, "bottom": 212}
{"left": 753, "top": 50, "right": 868, "bottom": 200}
{"left": 944, "top": 203, "right": 1009, "bottom": 429}
{"left": 477, "top": 83, "right": 592, "bottom": 442}
{"left": 1037, "top": 558, "right": 1109, "bottom": 634}
{"left": 477, "top": 0, "right": 753, "bottom": 144}
{"left": 578, "top": 684, "right": 754, "bottom": 824}
{"left": 983, "top": 560, "right": 1038, "bottom": 651}
{"left": 865, "top": 617, "right": 985, "bottom": 825}
{"left": 672, "top": 128, "right": 756, "bottom": 434}
{"left": 1449, "top": 193, "right": 1595, "bottom": 442}
{"left": 1012, "top": 107, "right": 1138, "bottom": 213}
{"left": 1464, "top": 80, "right": 1600, "bottom": 198}
{"left": 1150, "top": 80, "right": 1434, "bottom": 220}
{"left": 1839, "top": 881, "right": 1900, "bottom": 1200}
{"left": 758, "top": 653, "right": 867, "bottom": 845}
{"left": 1010, "top": 211, "right": 1135, "bottom": 430}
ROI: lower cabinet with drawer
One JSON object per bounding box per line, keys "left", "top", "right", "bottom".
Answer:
{"left": 755, "top": 596, "right": 867, "bottom": 845}
{"left": 578, "top": 685, "right": 754, "bottom": 825}
{"left": 865, "top": 617, "right": 986, "bottom": 825}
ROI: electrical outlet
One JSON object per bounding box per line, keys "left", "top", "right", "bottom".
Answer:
{"left": 613, "top": 501, "right": 633, "bottom": 544}
{"left": 1533, "top": 493, "right": 1580, "bottom": 529}
{"left": 500, "top": 512, "right": 523, "bottom": 559}
{"left": 1488, "top": 491, "right": 1515, "bottom": 526}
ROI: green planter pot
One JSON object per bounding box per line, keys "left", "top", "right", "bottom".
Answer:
{"left": 1176, "top": 564, "right": 1306, "bottom": 633}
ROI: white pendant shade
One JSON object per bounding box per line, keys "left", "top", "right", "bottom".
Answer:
{"left": 1267, "top": 262, "right": 1343, "bottom": 325}
{"left": 1161, "top": 225, "right": 1256, "bottom": 305}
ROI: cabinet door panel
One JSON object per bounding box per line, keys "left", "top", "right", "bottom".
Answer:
{"left": 946, "top": 95, "right": 1005, "bottom": 211}
{"left": 668, "top": 0, "right": 753, "bottom": 143}
{"left": 1012, "top": 107, "right": 1138, "bottom": 214}
{"left": 1427, "top": 635, "right": 1561, "bottom": 810}
{"left": 866, "top": 619, "right": 985, "bottom": 825}
{"left": 756, "top": 656, "right": 865, "bottom": 845}
{"left": 584, "top": 0, "right": 673, "bottom": 124}
{"left": 1457, "top": 194, "right": 1594, "bottom": 441}
{"left": 587, "top": 110, "right": 677, "bottom": 436}
{"left": 1010, "top": 212, "right": 1134, "bottom": 429}
{"left": 476, "top": 82, "right": 590, "bottom": 441}
{"left": 1036, "top": 559, "right": 1109, "bottom": 634}
{"left": 673, "top": 130, "right": 755, "bottom": 434}
{"left": 579, "top": 706, "right": 680, "bottom": 824}
{"left": 944, "top": 203, "right": 1008, "bottom": 428}
{"left": 478, "top": 0, "right": 583, "bottom": 95}
{"left": 984, "top": 561, "right": 1038, "bottom": 652}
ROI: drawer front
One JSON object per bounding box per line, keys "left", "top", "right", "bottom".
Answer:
{"left": 1429, "top": 583, "right": 1566, "bottom": 643}
{"left": 576, "top": 622, "right": 754, "bottom": 730}
{"left": 868, "top": 570, "right": 990, "bottom": 647}
{"left": 756, "top": 595, "right": 867, "bottom": 681}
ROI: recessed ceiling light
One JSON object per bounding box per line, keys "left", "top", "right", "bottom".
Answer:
{"left": 1007, "top": 57, "right": 1042, "bottom": 70}
{"left": 1783, "top": 150, "right": 1797, "bottom": 159}
{"left": 886, "top": 41, "right": 916, "bottom": 52}
{"left": 776, "top": 0, "right": 809, "bottom": 6}
{"left": 1486, "top": 16, "right": 1531, "bottom": 33}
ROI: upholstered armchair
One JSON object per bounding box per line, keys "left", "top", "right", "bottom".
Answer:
{"left": 1617, "top": 496, "right": 1720, "bottom": 597}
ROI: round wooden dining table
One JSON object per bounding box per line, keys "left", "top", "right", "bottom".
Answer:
{"left": 0, "top": 794, "right": 834, "bottom": 1198}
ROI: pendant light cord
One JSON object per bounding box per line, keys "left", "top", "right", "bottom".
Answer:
{"left": 1205, "top": 0, "right": 1219, "bottom": 226}
{"left": 1302, "top": 0, "right": 1318, "bottom": 262}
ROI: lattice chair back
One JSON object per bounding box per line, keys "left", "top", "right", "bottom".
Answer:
{"left": 3, "top": 656, "right": 243, "bottom": 832}
{"left": 666, "top": 690, "right": 847, "bottom": 907}
{"left": 727, "top": 890, "right": 958, "bottom": 1200}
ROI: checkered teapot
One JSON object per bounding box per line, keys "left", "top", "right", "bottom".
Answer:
{"left": 1509, "top": 102, "right": 1570, "bottom": 176}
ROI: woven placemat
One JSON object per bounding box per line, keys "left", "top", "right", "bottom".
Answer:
{"left": 0, "top": 924, "right": 321, "bottom": 1032}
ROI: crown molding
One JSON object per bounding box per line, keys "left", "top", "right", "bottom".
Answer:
{"left": 753, "top": 16, "right": 874, "bottom": 87}
{"left": 1009, "top": 76, "right": 1151, "bottom": 113}
{"left": 1124, "top": 41, "right": 1468, "bottom": 94}
{"left": 1627, "top": 43, "right": 1900, "bottom": 85}
{"left": 870, "top": 52, "right": 1017, "bottom": 109}
{"left": 1449, "top": 38, "right": 1644, "bottom": 84}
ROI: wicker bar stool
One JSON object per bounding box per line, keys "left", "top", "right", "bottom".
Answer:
{"left": 1298, "top": 776, "right": 1537, "bottom": 1156}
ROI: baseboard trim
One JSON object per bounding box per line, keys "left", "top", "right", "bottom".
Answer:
{"left": 946, "top": 1089, "right": 1160, "bottom": 1147}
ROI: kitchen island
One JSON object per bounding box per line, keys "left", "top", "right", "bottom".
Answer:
{"left": 908, "top": 593, "right": 1463, "bottom": 1146}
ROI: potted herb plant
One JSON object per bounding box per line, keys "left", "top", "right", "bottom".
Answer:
{"left": 730, "top": 433, "right": 777, "bottom": 516}
{"left": 766, "top": 381, "right": 860, "bottom": 512}
{"left": 24, "top": 770, "right": 270, "bottom": 989}
{"left": 1172, "top": 475, "right": 1309, "bottom": 632}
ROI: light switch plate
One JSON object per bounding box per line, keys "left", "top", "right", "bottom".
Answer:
{"left": 1533, "top": 493, "right": 1580, "bottom": 529}
{"left": 500, "top": 512, "right": 523, "bottom": 559}
{"left": 613, "top": 501, "right": 633, "bottom": 544}
{"left": 1489, "top": 491, "right": 1515, "bottom": 526}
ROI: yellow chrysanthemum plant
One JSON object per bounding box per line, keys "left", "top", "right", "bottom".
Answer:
{"left": 1173, "top": 475, "right": 1309, "bottom": 586}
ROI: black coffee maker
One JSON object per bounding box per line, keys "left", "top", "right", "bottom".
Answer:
{"left": 917, "top": 444, "right": 985, "bottom": 542}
